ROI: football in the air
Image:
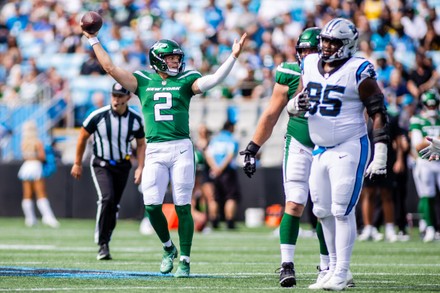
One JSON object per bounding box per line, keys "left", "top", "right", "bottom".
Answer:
{"left": 80, "top": 11, "right": 103, "bottom": 34}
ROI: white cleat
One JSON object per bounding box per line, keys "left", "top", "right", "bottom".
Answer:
{"left": 423, "top": 226, "right": 435, "bottom": 243}
{"left": 323, "top": 275, "right": 348, "bottom": 291}
{"left": 309, "top": 268, "right": 333, "bottom": 289}
{"left": 346, "top": 270, "right": 355, "bottom": 288}
{"left": 42, "top": 217, "right": 60, "bottom": 228}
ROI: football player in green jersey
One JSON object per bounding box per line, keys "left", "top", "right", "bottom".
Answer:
{"left": 82, "top": 26, "right": 247, "bottom": 277}
{"left": 240, "top": 27, "right": 321, "bottom": 287}
{"left": 410, "top": 89, "right": 440, "bottom": 242}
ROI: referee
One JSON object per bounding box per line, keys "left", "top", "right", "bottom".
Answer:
{"left": 71, "top": 82, "right": 146, "bottom": 260}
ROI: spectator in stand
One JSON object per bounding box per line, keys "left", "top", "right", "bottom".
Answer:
{"left": 407, "top": 50, "right": 440, "bottom": 101}
{"left": 400, "top": 6, "right": 427, "bottom": 45}
{"left": 80, "top": 50, "right": 106, "bottom": 75}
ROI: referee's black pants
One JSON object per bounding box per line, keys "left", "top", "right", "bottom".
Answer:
{"left": 92, "top": 158, "right": 131, "bottom": 245}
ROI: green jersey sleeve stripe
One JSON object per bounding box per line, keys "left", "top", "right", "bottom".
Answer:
{"left": 134, "top": 71, "right": 151, "bottom": 80}
{"left": 276, "top": 65, "right": 301, "bottom": 76}
{"left": 178, "top": 70, "right": 202, "bottom": 79}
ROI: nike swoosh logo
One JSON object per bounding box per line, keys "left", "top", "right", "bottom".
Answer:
{"left": 339, "top": 155, "right": 348, "bottom": 159}
{"left": 180, "top": 150, "right": 187, "bottom": 154}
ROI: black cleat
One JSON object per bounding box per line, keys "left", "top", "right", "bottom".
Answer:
{"left": 97, "top": 243, "right": 112, "bottom": 260}
{"left": 279, "top": 262, "right": 296, "bottom": 287}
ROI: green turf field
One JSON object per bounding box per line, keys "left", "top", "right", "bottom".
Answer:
{"left": 0, "top": 218, "right": 439, "bottom": 292}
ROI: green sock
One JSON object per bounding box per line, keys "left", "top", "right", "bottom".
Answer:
{"left": 144, "top": 205, "right": 170, "bottom": 243}
{"left": 175, "top": 204, "right": 194, "bottom": 257}
{"left": 316, "top": 221, "right": 328, "bottom": 255}
{"left": 419, "top": 197, "right": 434, "bottom": 227}
{"left": 279, "top": 213, "right": 300, "bottom": 245}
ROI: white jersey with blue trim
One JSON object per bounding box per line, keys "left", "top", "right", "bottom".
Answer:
{"left": 302, "top": 54, "right": 375, "bottom": 147}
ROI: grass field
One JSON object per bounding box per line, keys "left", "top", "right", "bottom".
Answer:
{"left": 0, "top": 218, "right": 439, "bottom": 292}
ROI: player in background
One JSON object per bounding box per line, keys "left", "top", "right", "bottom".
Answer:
{"left": 81, "top": 24, "right": 247, "bottom": 277}
{"left": 410, "top": 89, "right": 440, "bottom": 242}
{"left": 240, "top": 27, "right": 353, "bottom": 288}
{"left": 287, "top": 18, "right": 389, "bottom": 290}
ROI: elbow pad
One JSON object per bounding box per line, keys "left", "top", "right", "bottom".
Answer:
{"left": 197, "top": 55, "right": 236, "bottom": 92}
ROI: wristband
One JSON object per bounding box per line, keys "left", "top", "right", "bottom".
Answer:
{"left": 246, "top": 141, "right": 260, "bottom": 155}
{"left": 88, "top": 37, "right": 100, "bottom": 46}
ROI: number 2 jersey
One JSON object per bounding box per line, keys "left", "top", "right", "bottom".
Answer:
{"left": 302, "top": 54, "right": 376, "bottom": 147}
{"left": 133, "top": 69, "right": 202, "bottom": 143}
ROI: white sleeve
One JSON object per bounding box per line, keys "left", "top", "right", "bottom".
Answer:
{"left": 197, "top": 55, "right": 237, "bottom": 92}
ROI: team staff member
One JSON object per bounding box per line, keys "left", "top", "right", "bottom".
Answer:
{"left": 71, "top": 83, "right": 146, "bottom": 260}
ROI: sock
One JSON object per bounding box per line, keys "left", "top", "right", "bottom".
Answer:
{"left": 320, "top": 216, "right": 336, "bottom": 271}
{"left": 144, "top": 205, "right": 171, "bottom": 243}
{"left": 419, "top": 197, "right": 434, "bottom": 226}
{"left": 334, "top": 213, "right": 356, "bottom": 276}
{"left": 279, "top": 213, "right": 300, "bottom": 264}
{"left": 279, "top": 213, "right": 300, "bottom": 244}
{"left": 316, "top": 221, "right": 329, "bottom": 255}
{"left": 175, "top": 204, "right": 194, "bottom": 257}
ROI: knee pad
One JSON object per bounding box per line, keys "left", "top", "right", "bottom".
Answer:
{"left": 313, "top": 206, "right": 331, "bottom": 218}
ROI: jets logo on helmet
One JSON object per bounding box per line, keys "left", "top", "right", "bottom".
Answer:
{"left": 295, "top": 27, "right": 321, "bottom": 66}
{"left": 319, "top": 18, "right": 359, "bottom": 63}
{"left": 149, "top": 39, "right": 185, "bottom": 76}
{"left": 422, "top": 89, "right": 440, "bottom": 118}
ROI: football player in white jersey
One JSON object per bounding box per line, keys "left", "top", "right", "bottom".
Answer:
{"left": 287, "top": 18, "right": 389, "bottom": 291}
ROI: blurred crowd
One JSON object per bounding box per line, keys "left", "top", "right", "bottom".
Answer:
{"left": 1, "top": 0, "right": 440, "bottom": 240}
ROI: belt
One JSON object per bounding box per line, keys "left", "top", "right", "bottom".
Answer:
{"left": 95, "top": 156, "right": 130, "bottom": 166}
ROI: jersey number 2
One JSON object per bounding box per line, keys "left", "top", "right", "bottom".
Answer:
{"left": 307, "top": 82, "right": 344, "bottom": 117}
{"left": 154, "top": 92, "right": 173, "bottom": 121}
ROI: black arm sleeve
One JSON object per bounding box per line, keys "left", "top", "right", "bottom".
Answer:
{"left": 363, "top": 93, "right": 390, "bottom": 144}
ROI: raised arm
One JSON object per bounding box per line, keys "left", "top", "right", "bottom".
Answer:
{"left": 83, "top": 31, "right": 138, "bottom": 93}
{"left": 192, "top": 33, "right": 247, "bottom": 94}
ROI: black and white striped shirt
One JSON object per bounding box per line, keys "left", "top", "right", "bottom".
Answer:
{"left": 83, "top": 105, "right": 145, "bottom": 162}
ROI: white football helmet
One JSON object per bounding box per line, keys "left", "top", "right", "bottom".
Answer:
{"left": 319, "top": 18, "right": 359, "bottom": 62}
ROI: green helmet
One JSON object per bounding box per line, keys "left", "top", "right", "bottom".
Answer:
{"left": 421, "top": 89, "right": 440, "bottom": 108}
{"left": 295, "top": 27, "right": 321, "bottom": 65}
{"left": 149, "top": 39, "right": 185, "bottom": 76}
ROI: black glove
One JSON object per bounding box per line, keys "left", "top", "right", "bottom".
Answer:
{"left": 298, "top": 89, "right": 310, "bottom": 111}
{"left": 239, "top": 141, "right": 260, "bottom": 178}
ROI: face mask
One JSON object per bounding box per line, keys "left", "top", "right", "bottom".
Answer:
{"left": 425, "top": 109, "right": 438, "bottom": 118}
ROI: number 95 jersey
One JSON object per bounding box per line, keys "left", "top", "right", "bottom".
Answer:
{"left": 302, "top": 54, "right": 376, "bottom": 147}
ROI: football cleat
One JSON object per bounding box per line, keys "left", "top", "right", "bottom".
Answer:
{"left": 160, "top": 244, "right": 178, "bottom": 274}
{"left": 278, "top": 262, "right": 296, "bottom": 287}
{"left": 322, "top": 274, "right": 348, "bottom": 291}
{"left": 309, "top": 267, "right": 333, "bottom": 290}
{"left": 97, "top": 243, "right": 112, "bottom": 260}
{"left": 423, "top": 226, "right": 435, "bottom": 243}
{"left": 174, "top": 260, "right": 190, "bottom": 278}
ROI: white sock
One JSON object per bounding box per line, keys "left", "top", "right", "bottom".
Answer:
{"left": 21, "top": 199, "right": 36, "bottom": 225}
{"left": 280, "top": 244, "right": 295, "bottom": 264}
{"left": 180, "top": 256, "right": 190, "bottom": 263}
{"left": 320, "top": 254, "right": 330, "bottom": 270}
{"left": 163, "top": 240, "right": 172, "bottom": 248}
{"left": 36, "top": 198, "right": 57, "bottom": 221}
{"left": 385, "top": 223, "right": 395, "bottom": 235}
{"left": 334, "top": 213, "right": 356, "bottom": 277}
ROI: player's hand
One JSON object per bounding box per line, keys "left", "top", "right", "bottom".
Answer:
{"left": 239, "top": 141, "right": 260, "bottom": 178}
{"left": 82, "top": 30, "right": 98, "bottom": 38}
{"left": 70, "top": 163, "right": 82, "bottom": 179}
{"left": 419, "top": 137, "right": 440, "bottom": 161}
{"left": 365, "top": 143, "right": 387, "bottom": 179}
{"left": 231, "top": 33, "right": 248, "bottom": 58}
{"left": 286, "top": 89, "right": 310, "bottom": 116}
{"left": 134, "top": 167, "right": 142, "bottom": 185}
